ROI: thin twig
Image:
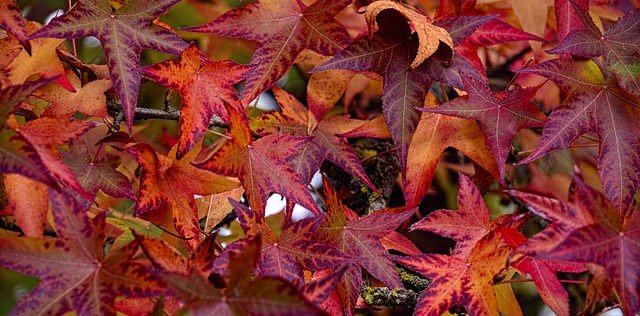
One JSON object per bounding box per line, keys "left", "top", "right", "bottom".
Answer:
{"left": 106, "top": 101, "right": 229, "bottom": 130}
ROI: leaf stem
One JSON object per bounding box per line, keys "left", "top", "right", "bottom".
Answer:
{"left": 515, "top": 143, "right": 599, "bottom": 158}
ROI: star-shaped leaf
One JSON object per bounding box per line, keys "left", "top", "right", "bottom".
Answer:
{"left": 313, "top": 9, "right": 493, "bottom": 178}
{"left": 0, "top": 189, "right": 163, "bottom": 315}
{"left": 514, "top": 177, "right": 640, "bottom": 315}
{"left": 30, "top": 0, "right": 189, "bottom": 130}
{"left": 185, "top": 0, "right": 351, "bottom": 105}
{"left": 421, "top": 73, "right": 546, "bottom": 181}
{"left": 395, "top": 230, "right": 512, "bottom": 316}
{"left": 0, "top": 0, "right": 31, "bottom": 54}
{"left": 548, "top": 3, "right": 640, "bottom": 98}
{"left": 517, "top": 59, "right": 640, "bottom": 213}
{"left": 195, "top": 108, "right": 322, "bottom": 216}
{"left": 316, "top": 176, "right": 414, "bottom": 312}
{"left": 61, "top": 140, "right": 133, "bottom": 199}
{"left": 251, "top": 86, "right": 376, "bottom": 191}
{"left": 160, "top": 236, "right": 322, "bottom": 315}
{"left": 0, "top": 174, "right": 49, "bottom": 238}
{"left": 142, "top": 42, "right": 248, "bottom": 158}
{"left": 228, "top": 198, "right": 351, "bottom": 287}
{"left": 126, "top": 141, "right": 240, "bottom": 251}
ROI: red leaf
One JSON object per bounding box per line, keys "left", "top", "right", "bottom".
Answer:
{"left": 195, "top": 108, "right": 322, "bottom": 216}
{"left": 251, "top": 86, "right": 377, "bottom": 192}
{"left": 421, "top": 73, "right": 546, "bottom": 181}
{"left": 554, "top": 0, "right": 589, "bottom": 42}
{"left": 313, "top": 10, "right": 493, "bottom": 179}
{"left": 0, "top": 190, "right": 162, "bottom": 315}
{"left": 0, "top": 0, "right": 31, "bottom": 54}
{"left": 126, "top": 141, "right": 239, "bottom": 251}
{"left": 61, "top": 140, "right": 133, "bottom": 199}
{"left": 160, "top": 237, "right": 323, "bottom": 315}
{"left": 185, "top": 0, "right": 351, "bottom": 105}
{"left": 142, "top": 43, "right": 248, "bottom": 158}
{"left": 30, "top": 0, "right": 189, "bottom": 131}
{"left": 517, "top": 59, "right": 640, "bottom": 213}
{"left": 228, "top": 198, "right": 351, "bottom": 287}
{"left": 548, "top": 3, "right": 640, "bottom": 98}
{"left": 395, "top": 230, "right": 512, "bottom": 316}
{"left": 514, "top": 177, "right": 640, "bottom": 315}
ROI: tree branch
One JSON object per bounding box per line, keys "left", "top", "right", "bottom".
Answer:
{"left": 106, "top": 101, "right": 229, "bottom": 130}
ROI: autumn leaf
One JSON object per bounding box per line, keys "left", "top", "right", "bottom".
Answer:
{"left": 0, "top": 77, "right": 54, "bottom": 124}
{"left": 0, "top": 189, "right": 163, "bottom": 316}
{"left": 513, "top": 177, "right": 640, "bottom": 315}
{"left": 549, "top": 3, "right": 640, "bottom": 98}
{"left": 35, "top": 69, "right": 112, "bottom": 119}
{"left": 139, "top": 232, "right": 222, "bottom": 276}
{"left": 0, "top": 0, "right": 31, "bottom": 54}
{"left": 316, "top": 176, "right": 414, "bottom": 314}
{"left": 364, "top": 0, "right": 454, "bottom": 68}
{"left": 30, "top": 0, "right": 189, "bottom": 131}
{"left": 517, "top": 59, "right": 640, "bottom": 213}
{"left": 313, "top": 9, "right": 493, "bottom": 179}
{"left": 420, "top": 73, "right": 546, "bottom": 182}
{"left": 61, "top": 140, "right": 133, "bottom": 199}
{"left": 227, "top": 198, "right": 351, "bottom": 287}
{"left": 501, "top": 226, "right": 585, "bottom": 316}
{"left": 554, "top": 0, "right": 589, "bottom": 42}
{"left": 395, "top": 230, "right": 512, "bottom": 316}
{"left": 142, "top": 42, "right": 248, "bottom": 158}
{"left": 185, "top": 0, "right": 351, "bottom": 106}
{"left": 160, "top": 236, "right": 323, "bottom": 315}
{"left": 126, "top": 141, "right": 239, "bottom": 251}
{"left": 251, "top": 86, "right": 376, "bottom": 191}
{"left": 0, "top": 174, "right": 49, "bottom": 237}
{"left": 195, "top": 107, "right": 322, "bottom": 216}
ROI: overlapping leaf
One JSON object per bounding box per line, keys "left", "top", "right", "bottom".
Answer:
{"left": 142, "top": 43, "right": 247, "bottom": 158}
{"left": 549, "top": 3, "right": 640, "bottom": 98}
{"left": 30, "top": 0, "right": 189, "bottom": 130}
{"left": 0, "top": 174, "right": 49, "bottom": 237}
{"left": 313, "top": 9, "right": 492, "bottom": 178}
{"left": 421, "top": 73, "right": 546, "bottom": 181}
{"left": 195, "top": 108, "right": 322, "bottom": 215}
{"left": 513, "top": 177, "right": 640, "bottom": 315}
{"left": 160, "top": 236, "right": 323, "bottom": 315}
{"left": 0, "top": 190, "right": 163, "bottom": 315}
{"left": 185, "top": 0, "right": 351, "bottom": 105}
{"left": 251, "top": 86, "right": 376, "bottom": 191}
{"left": 517, "top": 59, "right": 640, "bottom": 213}
{"left": 0, "top": 0, "right": 31, "bottom": 54}
{"left": 5, "top": 37, "right": 74, "bottom": 91}
{"left": 126, "top": 141, "right": 239, "bottom": 251}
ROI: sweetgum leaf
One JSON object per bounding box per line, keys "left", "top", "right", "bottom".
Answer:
{"left": 0, "top": 189, "right": 162, "bottom": 316}
{"left": 501, "top": 227, "right": 585, "bottom": 316}
{"left": 30, "top": 0, "right": 189, "bottom": 131}
{"left": 514, "top": 177, "right": 640, "bottom": 315}
{"left": 1, "top": 173, "right": 49, "bottom": 237}
{"left": 195, "top": 108, "right": 322, "bottom": 216}
{"left": 139, "top": 233, "right": 222, "bottom": 276}
{"left": 421, "top": 73, "right": 545, "bottom": 181}
{"left": 142, "top": 43, "right": 248, "bottom": 158}
{"left": 185, "top": 0, "right": 351, "bottom": 105}
{"left": 161, "top": 237, "right": 323, "bottom": 315}
{"left": 126, "top": 141, "right": 239, "bottom": 251}
{"left": 0, "top": 126, "right": 56, "bottom": 187}
{"left": 554, "top": 0, "right": 589, "bottom": 42}
{"left": 0, "top": 0, "right": 31, "bottom": 54}
{"left": 548, "top": 3, "right": 640, "bottom": 98}
{"left": 251, "top": 86, "right": 376, "bottom": 192}
{"left": 229, "top": 198, "right": 351, "bottom": 287}
{"left": 317, "top": 176, "right": 414, "bottom": 311}
{"left": 61, "top": 140, "right": 133, "bottom": 199}
{"left": 395, "top": 230, "right": 512, "bottom": 316}
{"left": 313, "top": 9, "right": 492, "bottom": 178}
{"left": 517, "top": 59, "right": 640, "bottom": 213}
{"left": 0, "top": 77, "right": 54, "bottom": 125}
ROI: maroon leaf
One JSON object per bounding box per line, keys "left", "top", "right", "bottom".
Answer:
{"left": 0, "top": 189, "right": 162, "bottom": 315}
{"left": 30, "top": 0, "right": 188, "bottom": 131}
{"left": 142, "top": 43, "right": 248, "bottom": 158}
{"left": 61, "top": 140, "right": 133, "bottom": 199}
{"left": 312, "top": 10, "right": 492, "bottom": 178}
{"left": 195, "top": 107, "right": 322, "bottom": 216}
{"left": 185, "top": 0, "right": 351, "bottom": 105}
{"left": 554, "top": 0, "right": 589, "bottom": 42}
{"left": 517, "top": 59, "right": 640, "bottom": 213}
{"left": 0, "top": 0, "right": 31, "bottom": 54}
{"left": 420, "top": 73, "right": 545, "bottom": 181}
{"left": 548, "top": 3, "right": 640, "bottom": 98}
